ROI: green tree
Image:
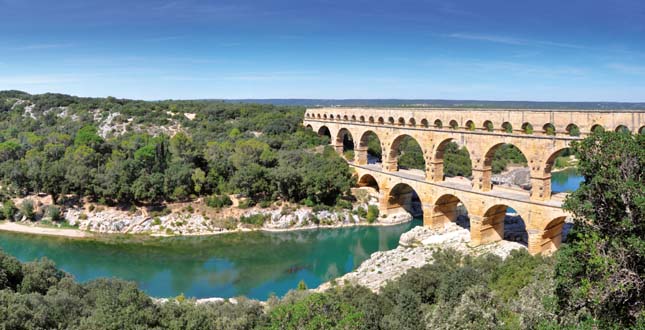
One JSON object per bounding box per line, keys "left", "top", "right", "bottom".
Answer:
{"left": 555, "top": 131, "right": 644, "bottom": 327}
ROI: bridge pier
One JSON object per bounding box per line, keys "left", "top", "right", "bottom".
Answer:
{"left": 469, "top": 210, "right": 505, "bottom": 246}
{"left": 354, "top": 146, "right": 368, "bottom": 165}
{"left": 428, "top": 160, "right": 444, "bottom": 182}
{"left": 530, "top": 175, "right": 552, "bottom": 201}
{"left": 471, "top": 166, "right": 492, "bottom": 191}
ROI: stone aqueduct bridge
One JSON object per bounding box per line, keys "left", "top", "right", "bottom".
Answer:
{"left": 303, "top": 107, "right": 645, "bottom": 255}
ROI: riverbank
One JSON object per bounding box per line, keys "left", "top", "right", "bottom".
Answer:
{"left": 0, "top": 221, "right": 89, "bottom": 238}
{"left": 1, "top": 187, "right": 409, "bottom": 238}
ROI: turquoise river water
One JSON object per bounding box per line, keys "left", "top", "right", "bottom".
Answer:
{"left": 0, "top": 170, "right": 583, "bottom": 300}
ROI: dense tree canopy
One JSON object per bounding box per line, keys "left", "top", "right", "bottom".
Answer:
{"left": 0, "top": 92, "right": 351, "bottom": 207}
{"left": 556, "top": 131, "right": 644, "bottom": 327}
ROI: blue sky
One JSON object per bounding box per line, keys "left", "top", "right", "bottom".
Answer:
{"left": 1, "top": 0, "right": 644, "bottom": 101}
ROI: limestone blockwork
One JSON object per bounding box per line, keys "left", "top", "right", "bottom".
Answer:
{"left": 303, "top": 107, "right": 645, "bottom": 255}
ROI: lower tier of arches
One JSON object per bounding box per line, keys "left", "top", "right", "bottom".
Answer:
{"left": 355, "top": 167, "right": 569, "bottom": 255}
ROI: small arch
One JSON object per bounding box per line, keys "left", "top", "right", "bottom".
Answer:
{"left": 378, "top": 117, "right": 385, "bottom": 125}
{"left": 449, "top": 120, "right": 459, "bottom": 129}
{"left": 483, "top": 120, "right": 494, "bottom": 132}
{"left": 323, "top": 114, "right": 328, "bottom": 119}
{"left": 351, "top": 115, "right": 356, "bottom": 121}
{"left": 640, "top": 126, "right": 645, "bottom": 134}
{"left": 543, "top": 123, "right": 556, "bottom": 136}
{"left": 434, "top": 119, "right": 443, "bottom": 128}
{"left": 316, "top": 114, "right": 321, "bottom": 119}
{"left": 566, "top": 124, "right": 580, "bottom": 137}
{"left": 359, "top": 116, "right": 365, "bottom": 122}
{"left": 368, "top": 116, "right": 374, "bottom": 123}
{"left": 306, "top": 113, "right": 311, "bottom": 118}
{"left": 305, "top": 124, "right": 313, "bottom": 130}
{"left": 590, "top": 124, "right": 605, "bottom": 133}
{"left": 465, "top": 120, "right": 475, "bottom": 131}
{"left": 386, "top": 183, "right": 423, "bottom": 218}
{"left": 409, "top": 118, "right": 416, "bottom": 126}
{"left": 398, "top": 117, "right": 405, "bottom": 126}
{"left": 502, "top": 122, "right": 513, "bottom": 133}
{"left": 357, "top": 174, "right": 379, "bottom": 192}
{"left": 343, "top": 115, "right": 349, "bottom": 121}
{"left": 420, "top": 119, "right": 429, "bottom": 128}
{"left": 615, "top": 125, "right": 629, "bottom": 133}
{"left": 521, "top": 122, "right": 533, "bottom": 134}
{"left": 388, "top": 117, "right": 395, "bottom": 125}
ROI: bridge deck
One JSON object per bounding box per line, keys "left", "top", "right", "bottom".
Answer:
{"left": 353, "top": 163, "right": 565, "bottom": 209}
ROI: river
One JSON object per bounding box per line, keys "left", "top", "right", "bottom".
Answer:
{"left": 0, "top": 170, "right": 584, "bottom": 300}
{"left": 0, "top": 220, "right": 421, "bottom": 300}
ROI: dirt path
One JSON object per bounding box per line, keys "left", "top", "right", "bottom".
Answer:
{"left": 0, "top": 222, "right": 90, "bottom": 238}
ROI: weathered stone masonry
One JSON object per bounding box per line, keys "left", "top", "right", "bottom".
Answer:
{"left": 304, "top": 107, "right": 645, "bottom": 255}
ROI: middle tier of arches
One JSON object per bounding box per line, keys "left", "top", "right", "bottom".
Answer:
{"left": 312, "top": 121, "right": 573, "bottom": 202}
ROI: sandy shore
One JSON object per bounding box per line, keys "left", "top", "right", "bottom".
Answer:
{"left": 0, "top": 221, "right": 90, "bottom": 238}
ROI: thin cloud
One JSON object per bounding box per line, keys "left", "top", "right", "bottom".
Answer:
{"left": 446, "top": 33, "right": 583, "bottom": 49}
{"left": 607, "top": 63, "right": 645, "bottom": 75}
{"left": 8, "top": 43, "right": 74, "bottom": 51}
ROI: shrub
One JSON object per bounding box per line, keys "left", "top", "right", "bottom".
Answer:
{"left": 356, "top": 206, "right": 367, "bottom": 219}
{"left": 303, "top": 198, "right": 315, "bottom": 207}
{"left": 20, "top": 199, "right": 35, "bottom": 221}
{"left": 336, "top": 198, "right": 353, "bottom": 210}
{"left": 240, "top": 214, "right": 268, "bottom": 227}
{"left": 366, "top": 205, "right": 379, "bottom": 223}
{"left": 206, "top": 194, "right": 233, "bottom": 208}
{"left": 259, "top": 200, "right": 272, "bottom": 208}
{"left": 45, "top": 205, "right": 61, "bottom": 222}
{"left": 79, "top": 212, "right": 88, "bottom": 220}
{"left": 238, "top": 199, "right": 253, "bottom": 209}
{"left": 2, "top": 200, "right": 16, "bottom": 220}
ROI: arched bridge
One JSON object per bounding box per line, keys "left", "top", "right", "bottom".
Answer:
{"left": 304, "top": 107, "right": 645, "bottom": 254}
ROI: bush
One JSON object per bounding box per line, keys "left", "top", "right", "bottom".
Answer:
{"left": 336, "top": 198, "right": 353, "bottom": 210}
{"left": 2, "top": 200, "right": 16, "bottom": 220}
{"left": 45, "top": 205, "right": 61, "bottom": 222}
{"left": 240, "top": 214, "right": 268, "bottom": 227}
{"left": 238, "top": 199, "right": 254, "bottom": 209}
{"left": 20, "top": 199, "right": 35, "bottom": 221}
{"left": 259, "top": 200, "right": 272, "bottom": 208}
{"left": 366, "top": 205, "right": 379, "bottom": 223}
{"left": 206, "top": 194, "right": 233, "bottom": 208}
{"left": 356, "top": 207, "right": 367, "bottom": 218}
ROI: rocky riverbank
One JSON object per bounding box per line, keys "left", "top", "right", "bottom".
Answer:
{"left": 1, "top": 187, "right": 413, "bottom": 238}
{"left": 316, "top": 215, "right": 573, "bottom": 293}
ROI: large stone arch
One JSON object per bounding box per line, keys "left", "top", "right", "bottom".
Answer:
{"left": 384, "top": 182, "right": 423, "bottom": 220}
{"left": 471, "top": 204, "right": 507, "bottom": 245}
{"left": 473, "top": 142, "right": 531, "bottom": 192}
{"left": 355, "top": 130, "right": 384, "bottom": 165}
{"left": 335, "top": 128, "right": 356, "bottom": 157}
{"left": 317, "top": 125, "right": 332, "bottom": 141}
{"left": 529, "top": 216, "right": 566, "bottom": 255}
{"left": 428, "top": 137, "right": 471, "bottom": 182}
{"left": 385, "top": 134, "right": 428, "bottom": 174}
{"left": 426, "top": 193, "right": 470, "bottom": 229}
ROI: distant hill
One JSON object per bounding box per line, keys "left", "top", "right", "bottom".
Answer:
{"left": 224, "top": 99, "right": 645, "bottom": 110}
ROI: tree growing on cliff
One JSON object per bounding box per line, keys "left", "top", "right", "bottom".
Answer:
{"left": 555, "top": 131, "right": 644, "bottom": 327}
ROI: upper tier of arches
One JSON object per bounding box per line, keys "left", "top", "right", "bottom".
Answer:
{"left": 305, "top": 108, "right": 644, "bottom": 137}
